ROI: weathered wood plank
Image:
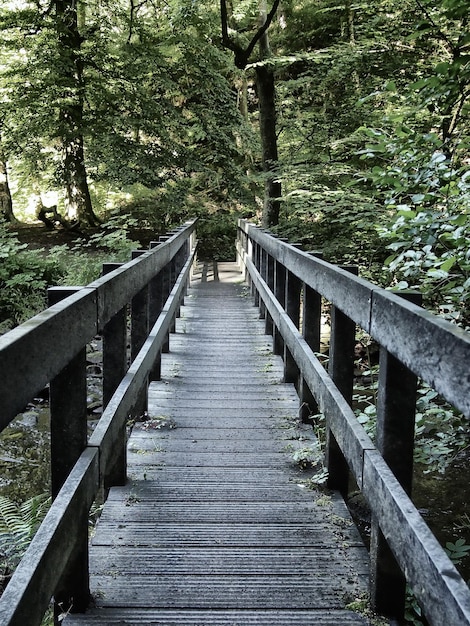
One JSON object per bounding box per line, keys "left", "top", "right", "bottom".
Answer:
{"left": 87, "top": 575, "right": 359, "bottom": 609}
{"left": 87, "top": 546, "right": 369, "bottom": 575}
{"left": 65, "top": 263, "right": 369, "bottom": 626}
{"left": 64, "top": 608, "right": 370, "bottom": 625}
{"left": 0, "top": 448, "right": 99, "bottom": 626}
{"left": 0, "top": 289, "right": 97, "bottom": 428}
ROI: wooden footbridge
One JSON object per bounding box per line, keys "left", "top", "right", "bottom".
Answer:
{"left": 0, "top": 219, "right": 469, "bottom": 626}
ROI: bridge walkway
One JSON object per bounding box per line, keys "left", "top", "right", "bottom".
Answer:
{"left": 65, "top": 261, "right": 371, "bottom": 626}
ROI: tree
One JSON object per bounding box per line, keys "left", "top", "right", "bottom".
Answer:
{"left": 220, "top": 0, "right": 281, "bottom": 226}
{"left": 256, "top": 0, "right": 281, "bottom": 227}
{"left": 0, "top": 136, "right": 14, "bottom": 223}
{"left": 55, "top": 0, "right": 100, "bottom": 226}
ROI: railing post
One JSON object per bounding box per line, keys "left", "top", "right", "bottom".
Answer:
{"left": 253, "top": 241, "right": 261, "bottom": 306}
{"left": 246, "top": 234, "right": 254, "bottom": 288}
{"left": 259, "top": 247, "right": 267, "bottom": 321}
{"left": 131, "top": 250, "right": 149, "bottom": 418}
{"left": 159, "top": 236, "right": 171, "bottom": 353}
{"left": 326, "top": 265, "right": 357, "bottom": 496}
{"left": 284, "top": 262, "right": 302, "bottom": 389}
{"left": 149, "top": 241, "right": 164, "bottom": 381}
{"left": 47, "top": 287, "right": 90, "bottom": 620}
{"left": 101, "top": 263, "right": 128, "bottom": 487}
{"left": 264, "top": 252, "right": 275, "bottom": 336}
{"left": 300, "top": 251, "right": 323, "bottom": 422}
{"left": 102, "top": 263, "right": 127, "bottom": 409}
{"left": 272, "top": 238, "right": 288, "bottom": 356}
{"left": 370, "top": 291, "right": 422, "bottom": 619}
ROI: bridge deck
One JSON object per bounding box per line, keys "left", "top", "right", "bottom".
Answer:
{"left": 65, "top": 261, "right": 371, "bottom": 625}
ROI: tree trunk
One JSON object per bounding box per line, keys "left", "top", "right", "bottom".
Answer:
{"left": 0, "top": 149, "right": 15, "bottom": 223}
{"left": 256, "top": 1, "right": 281, "bottom": 228}
{"left": 56, "top": 0, "right": 100, "bottom": 227}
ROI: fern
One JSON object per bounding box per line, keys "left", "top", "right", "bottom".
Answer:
{"left": 0, "top": 493, "right": 51, "bottom": 581}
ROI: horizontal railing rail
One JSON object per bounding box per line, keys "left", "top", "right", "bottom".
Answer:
{"left": 0, "top": 220, "right": 197, "bottom": 626}
{"left": 237, "top": 219, "right": 470, "bottom": 626}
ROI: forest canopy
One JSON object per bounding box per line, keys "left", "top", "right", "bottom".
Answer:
{"left": 0, "top": 0, "right": 469, "bottom": 326}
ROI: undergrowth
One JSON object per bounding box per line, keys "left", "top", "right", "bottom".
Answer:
{"left": 0, "top": 215, "right": 138, "bottom": 333}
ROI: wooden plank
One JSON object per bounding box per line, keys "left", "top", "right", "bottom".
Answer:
{"left": 90, "top": 523, "right": 362, "bottom": 547}
{"left": 64, "top": 264, "right": 369, "bottom": 626}
{"left": 0, "top": 288, "right": 97, "bottom": 429}
{"left": 86, "top": 576, "right": 359, "bottom": 609}
{"left": 0, "top": 448, "right": 99, "bottom": 626}
{"left": 371, "top": 289, "right": 470, "bottom": 417}
{"left": 95, "top": 499, "right": 357, "bottom": 524}
{"left": 363, "top": 450, "right": 470, "bottom": 626}
{"left": 65, "top": 608, "right": 370, "bottom": 625}
{"left": 87, "top": 546, "right": 369, "bottom": 575}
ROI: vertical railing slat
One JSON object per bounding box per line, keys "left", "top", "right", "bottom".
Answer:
{"left": 300, "top": 251, "right": 323, "bottom": 422}
{"left": 47, "top": 287, "right": 90, "bottom": 620}
{"left": 326, "top": 266, "right": 357, "bottom": 497}
{"left": 101, "top": 263, "right": 128, "bottom": 487}
{"left": 149, "top": 242, "right": 164, "bottom": 381}
{"left": 130, "top": 250, "right": 150, "bottom": 419}
{"left": 102, "top": 263, "right": 127, "bottom": 409}
{"left": 284, "top": 268, "right": 302, "bottom": 388}
{"left": 370, "top": 291, "right": 422, "bottom": 619}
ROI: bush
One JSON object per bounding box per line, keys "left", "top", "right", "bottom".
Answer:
{"left": 196, "top": 212, "right": 238, "bottom": 260}
{"left": 49, "top": 213, "right": 140, "bottom": 286}
{"left": 0, "top": 224, "right": 64, "bottom": 332}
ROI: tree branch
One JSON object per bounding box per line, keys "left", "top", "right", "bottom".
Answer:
{"left": 414, "top": 0, "right": 458, "bottom": 57}
{"left": 220, "top": 0, "right": 280, "bottom": 69}
{"left": 244, "top": 0, "right": 280, "bottom": 61}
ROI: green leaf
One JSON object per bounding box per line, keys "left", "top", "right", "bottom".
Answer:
{"left": 435, "top": 62, "right": 450, "bottom": 75}
{"left": 440, "top": 257, "right": 456, "bottom": 272}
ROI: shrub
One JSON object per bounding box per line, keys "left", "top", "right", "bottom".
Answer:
{"left": 0, "top": 224, "right": 64, "bottom": 332}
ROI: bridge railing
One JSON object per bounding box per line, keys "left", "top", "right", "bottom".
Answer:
{"left": 0, "top": 220, "right": 197, "bottom": 626}
{"left": 237, "top": 218, "right": 470, "bottom": 626}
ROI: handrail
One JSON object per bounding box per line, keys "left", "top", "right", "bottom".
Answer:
{"left": 237, "top": 219, "right": 470, "bottom": 626}
{"left": 239, "top": 220, "right": 469, "bottom": 418}
{"left": 0, "top": 220, "right": 197, "bottom": 626}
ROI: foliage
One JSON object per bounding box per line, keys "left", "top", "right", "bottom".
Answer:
{"left": 354, "top": 378, "right": 468, "bottom": 476}
{"left": 291, "top": 413, "right": 329, "bottom": 485}
{"left": 360, "top": 124, "right": 470, "bottom": 326}
{"left": 196, "top": 212, "right": 239, "bottom": 260}
{"left": 445, "top": 538, "right": 470, "bottom": 566}
{"left": 0, "top": 0, "right": 256, "bottom": 227}
{"left": 49, "top": 213, "right": 140, "bottom": 286}
{"left": 0, "top": 223, "right": 64, "bottom": 332}
{"left": 0, "top": 213, "right": 139, "bottom": 333}
{"left": 413, "top": 386, "right": 468, "bottom": 474}
{"left": 0, "top": 493, "right": 50, "bottom": 588}
{"left": 292, "top": 441, "right": 323, "bottom": 470}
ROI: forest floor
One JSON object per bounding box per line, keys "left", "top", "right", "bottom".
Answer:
{"left": 11, "top": 221, "right": 84, "bottom": 249}
{"left": 10, "top": 220, "right": 156, "bottom": 250}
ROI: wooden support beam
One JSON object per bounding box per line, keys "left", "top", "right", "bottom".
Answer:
{"left": 131, "top": 250, "right": 149, "bottom": 419}
{"left": 101, "top": 263, "right": 127, "bottom": 488}
{"left": 284, "top": 268, "right": 302, "bottom": 388}
{"left": 47, "top": 287, "right": 90, "bottom": 619}
{"left": 326, "top": 266, "right": 357, "bottom": 497}
{"left": 370, "top": 291, "right": 422, "bottom": 619}
{"left": 300, "top": 251, "right": 323, "bottom": 423}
